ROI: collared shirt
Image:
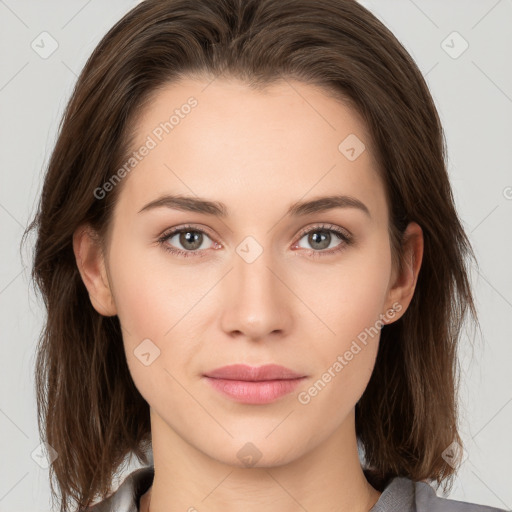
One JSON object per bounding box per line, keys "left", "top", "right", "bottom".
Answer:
{"left": 86, "top": 466, "right": 507, "bottom": 512}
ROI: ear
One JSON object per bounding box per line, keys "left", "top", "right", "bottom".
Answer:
{"left": 72, "top": 224, "right": 117, "bottom": 316}
{"left": 382, "top": 221, "right": 423, "bottom": 324}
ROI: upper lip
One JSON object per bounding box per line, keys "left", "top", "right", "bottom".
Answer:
{"left": 204, "top": 364, "right": 305, "bottom": 381}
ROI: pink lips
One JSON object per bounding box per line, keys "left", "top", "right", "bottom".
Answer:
{"left": 203, "top": 364, "right": 307, "bottom": 404}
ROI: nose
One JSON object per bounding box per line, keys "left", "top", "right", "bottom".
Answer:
{"left": 218, "top": 242, "right": 293, "bottom": 341}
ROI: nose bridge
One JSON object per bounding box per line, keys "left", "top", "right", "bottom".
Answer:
{"left": 219, "top": 236, "right": 292, "bottom": 338}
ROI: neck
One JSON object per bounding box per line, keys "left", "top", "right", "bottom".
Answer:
{"left": 141, "top": 408, "right": 381, "bottom": 512}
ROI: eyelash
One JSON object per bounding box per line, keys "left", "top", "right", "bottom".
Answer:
{"left": 156, "top": 223, "right": 352, "bottom": 259}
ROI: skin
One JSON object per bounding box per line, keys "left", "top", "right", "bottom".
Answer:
{"left": 73, "top": 77, "right": 423, "bottom": 512}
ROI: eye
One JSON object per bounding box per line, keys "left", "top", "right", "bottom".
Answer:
{"left": 293, "top": 223, "right": 352, "bottom": 257}
{"left": 157, "top": 225, "right": 219, "bottom": 258}
{"left": 157, "top": 223, "right": 352, "bottom": 259}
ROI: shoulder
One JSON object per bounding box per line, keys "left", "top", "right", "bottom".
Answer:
{"left": 371, "top": 477, "right": 508, "bottom": 512}
{"left": 413, "top": 480, "right": 508, "bottom": 512}
{"left": 86, "top": 466, "right": 154, "bottom": 512}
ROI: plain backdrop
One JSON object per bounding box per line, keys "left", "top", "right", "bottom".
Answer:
{"left": 0, "top": 1, "right": 511, "bottom": 511}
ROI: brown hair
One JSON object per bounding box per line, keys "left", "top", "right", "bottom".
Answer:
{"left": 23, "top": 0, "right": 478, "bottom": 510}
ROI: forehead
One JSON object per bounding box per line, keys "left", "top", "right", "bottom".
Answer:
{"left": 116, "top": 77, "right": 386, "bottom": 222}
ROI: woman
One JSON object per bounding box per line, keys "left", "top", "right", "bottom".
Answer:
{"left": 24, "top": 0, "right": 506, "bottom": 511}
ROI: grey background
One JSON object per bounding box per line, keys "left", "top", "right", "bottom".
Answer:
{"left": 0, "top": 0, "right": 511, "bottom": 510}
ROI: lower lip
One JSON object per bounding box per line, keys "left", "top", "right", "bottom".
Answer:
{"left": 204, "top": 377, "right": 306, "bottom": 404}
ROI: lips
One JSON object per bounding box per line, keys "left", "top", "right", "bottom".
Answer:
{"left": 203, "top": 364, "right": 305, "bottom": 381}
{"left": 202, "top": 364, "right": 307, "bottom": 404}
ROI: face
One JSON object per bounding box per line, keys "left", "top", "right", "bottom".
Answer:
{"left": 89, "top": 77, "right": 410, "bottom": 467}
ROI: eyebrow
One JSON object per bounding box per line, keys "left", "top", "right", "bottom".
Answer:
{"left": 137, "top": 193, "right": 371, "bottom": 218}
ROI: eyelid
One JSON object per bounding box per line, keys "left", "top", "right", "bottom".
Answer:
{"left": 295, "top": 222, "right": 352, "bottom": 242}
{"left": 158, "top": 223, "right": 215, "bottom": 240}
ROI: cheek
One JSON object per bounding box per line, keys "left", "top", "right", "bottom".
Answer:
{"left": 305, "top": 237, "right": 392, "bottom": 344}
{"left": 301, "top": 237, "right": 392, "bottom": 400}
{"left": 108, "top": 233, "right": 201, "bottom": 339}
{"left": 106, "top": 235, "right": 210, "bottom": 398}
{"left": 297, "top": 291, "right": 383, "bottom": 426}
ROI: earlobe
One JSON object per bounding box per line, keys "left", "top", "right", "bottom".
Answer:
{"left": 72, "top": 224, "right": 117, "bottom": 316}
{"left": 383, "top": 222, "right": 424, "bottom": 324}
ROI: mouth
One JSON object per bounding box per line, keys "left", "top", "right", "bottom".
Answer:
{"left": 202, "top": 364, "right": 307, "bottom": 404}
